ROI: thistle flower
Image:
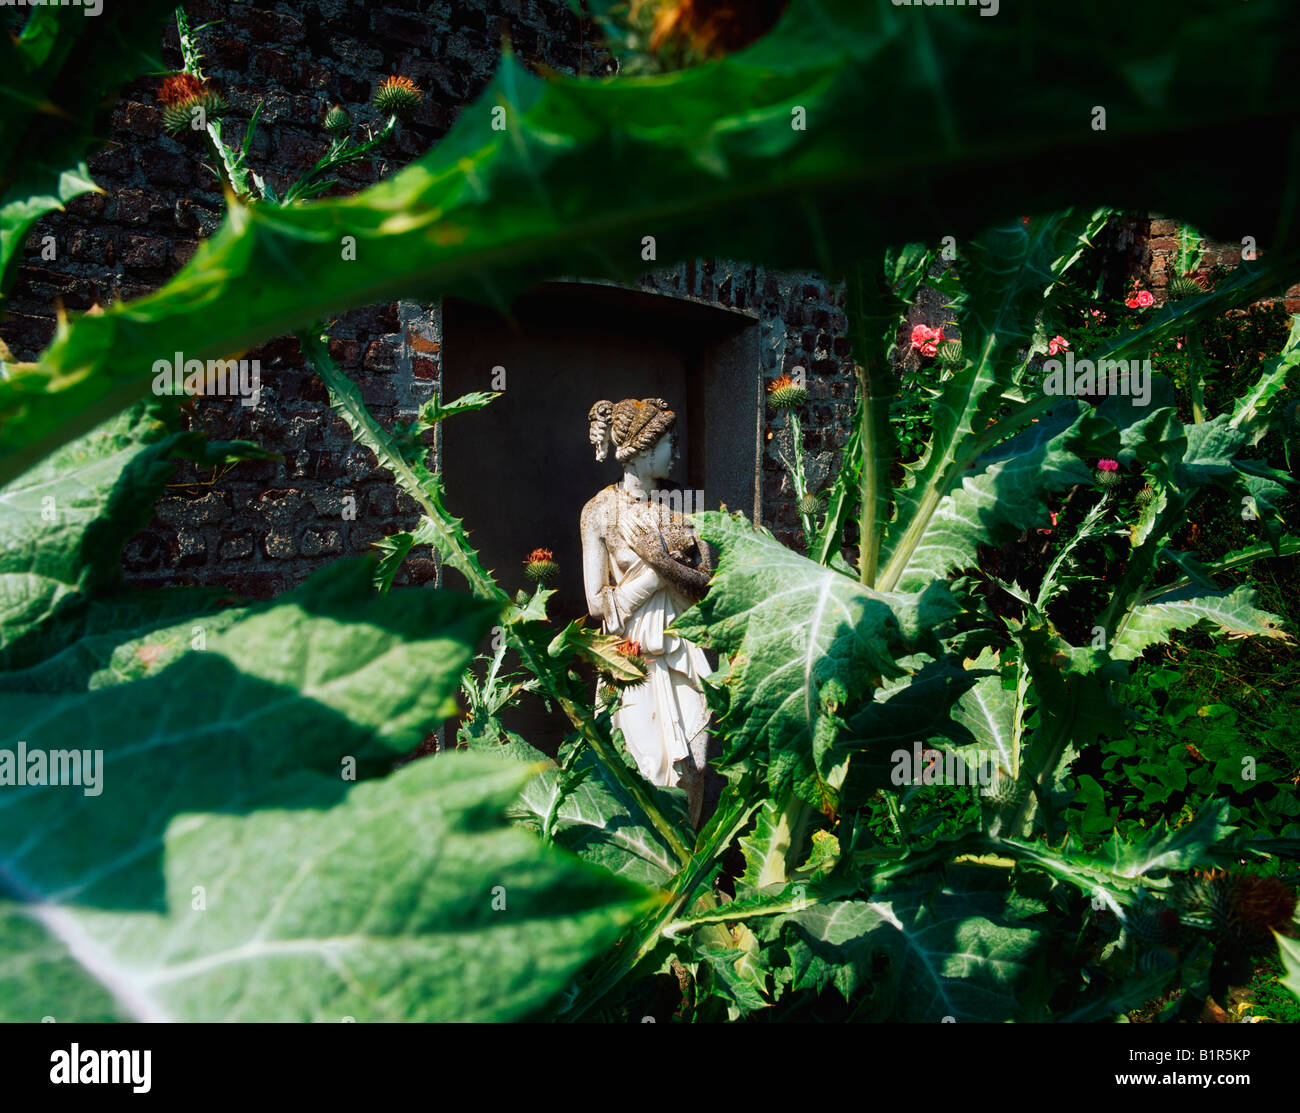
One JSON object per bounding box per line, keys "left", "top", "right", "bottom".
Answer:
{"left": 1175, "top": 868, "right": 1297, "bottom": 941}
{"left": 1096, "top": 458, "right": 1120, "bottom": 471}
{"left": 159, "top": 72, "right": 226, "bottom": 136}
{"left": 160, "top": 73, "right": 205, "bottom": 105}
{"left": 523, "top": 547, "right": 558, "bottom": 582}
{"left": 607, "top": 637, "right": 648, "bottom": 689}
{"left": 766, "top": 374, "right": 808, "bottom": 411}
{"left": 796, "top": 491, "right": 821, "bottom": 518}
{"left": 373, "top": 75, "right": 423, "bottom": 119}
{"left": 1135, "top": 485, "right": 1155, "bottom": 506}
{"left": 323, "top": 104, "right": 352, "bottom": 135}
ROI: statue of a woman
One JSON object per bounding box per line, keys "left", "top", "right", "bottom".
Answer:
{"left": 581, "top": 398, "right": 714, "bottom": 825}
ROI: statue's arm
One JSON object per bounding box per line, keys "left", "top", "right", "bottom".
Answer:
{"left": 627, "top": 521, "right": 712, "bottom": 603}
{"left": 696, "top": 537, "right": 714, "bottom": 573}
{"left": 580, "top": 499, "right": 610, "bottom": 622}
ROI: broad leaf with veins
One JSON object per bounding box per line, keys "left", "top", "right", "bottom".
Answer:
{"left": 0, "top": 753, "right": 647, "bottom": 1021}
{"left": 674, "top": 511, "right": 961, "bottom": 798}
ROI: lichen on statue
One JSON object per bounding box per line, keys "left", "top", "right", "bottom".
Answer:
{"left": 580, "top": 397, "right": 714, "bottom": 826}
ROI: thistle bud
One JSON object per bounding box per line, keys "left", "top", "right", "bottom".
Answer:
{"left": 323, "top": 105, "right": 351, "bottom": 135}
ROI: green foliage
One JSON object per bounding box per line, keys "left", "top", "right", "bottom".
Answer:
{"left": 3, "top": 1, "right": 1300, "bottom": 1024}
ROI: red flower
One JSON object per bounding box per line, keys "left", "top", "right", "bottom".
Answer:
{"left": 1125, "top": 289, "right": 1154, "bottom": 309}
{"left": 910, "top": 323, "right": 945, "bottom": 358}
{"left": 1048, "top": 335, "right": 1070, "bottom": 356}
{"left": 1096, "top": 458, "right": 1120, "bottom": 471}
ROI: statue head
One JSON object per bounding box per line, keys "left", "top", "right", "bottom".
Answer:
{"left": 588, "top": 397, "right": 678, "bottom": 480}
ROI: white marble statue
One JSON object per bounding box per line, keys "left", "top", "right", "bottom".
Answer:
{"left": 581, "top": 398, "right": 714, "bottom": 825}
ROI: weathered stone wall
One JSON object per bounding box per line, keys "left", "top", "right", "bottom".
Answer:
{"left": 4, "top": 3, "right": 1203, "bottom": 601}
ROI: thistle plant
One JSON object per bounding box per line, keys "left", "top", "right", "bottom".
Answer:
{"left": 1, "top": 0, "right": 1298, "bottom": 1026}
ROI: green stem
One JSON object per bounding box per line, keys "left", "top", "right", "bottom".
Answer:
{"left": 856, "top": 365, "right": 879, "bottom": 586}
{"left": 786, "top": 411, "right": 816, "bottom": 544}
{"left": 1187, "top": 332, "right": 1208, "bottom": 424}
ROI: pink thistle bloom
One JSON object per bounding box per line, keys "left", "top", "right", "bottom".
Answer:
{"left": 1096, "top": 458, "right": 1120, "bottom": 472}
{"left": 1048, "top": 335, "right": 1070, "bottom": 356}
{"left": 910, "top": 323, "right": 945, "bottom": 358}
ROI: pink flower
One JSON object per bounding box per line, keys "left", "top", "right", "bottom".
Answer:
{"left": 1176, "top": 340, "right": 1183, "bottom": 350}
{"left": 1125, "top": 289, "right": 1154, "bottom": 309}
{"left": 1096, "top": 458, "right": 1119, "bottom": 472}
{"left": 1037, "top": 511, "right": 1059, "bottom": 536}
{"left": 1048, "top": 335, "right": 1070, "bottom": 356}
{"left": 910, "top": 323, "right": 945, "bottom": 358}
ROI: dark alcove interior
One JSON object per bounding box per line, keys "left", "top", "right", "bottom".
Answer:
{"left": 441, "top": 281, "right": 761, "bottom": 755}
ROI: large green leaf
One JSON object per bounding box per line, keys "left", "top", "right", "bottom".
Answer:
{"left": 674, "top": 511, "right": 960, "bottom": 798}
{"left": 0, "top": 402, "right": 215, "bottom": 667}
{"left": 8, "top": 1, "right": 1300, "bottom": 480}
{"left": 513, "top": 754, "right": 684, "bottom": 888}
{"left": 1000, "top": 802, "right": 1235, "bottom": 908}
{"left": 0, "top": 396, "right": 279, "bottom": 677}
{"left": 891, "top": 399, "right": 1095, "bottom": 592}
{"left": 762, "top": 883, "right": 1039, "bottom": 1020}
{"left": 0, "top": 560, "right": 499, "bottom": 913}
{"left": 1111, "top": 583, "right": 1289, "bottom": 662}
{"left": 0, "top": 752, "right": 647, "bottom": 1021}
{"left": 1230, "top": 315, "right": 1300, "bottom": 443}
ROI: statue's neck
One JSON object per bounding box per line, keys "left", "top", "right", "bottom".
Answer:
{"left": 620, "top": 472, "right": 653, "bottom": 500}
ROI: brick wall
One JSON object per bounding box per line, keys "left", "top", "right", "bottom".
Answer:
{"left": 1144, "top": 216, "right": 1300, "bottom": 312}
{"left": 5, "top": 3, "right": 1184, "bottom": 600}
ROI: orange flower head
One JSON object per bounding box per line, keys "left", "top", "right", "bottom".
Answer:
{"left": 374, "top": 75, "right": 423, "bottom": 119}
{"left": 766, "top": 374, "right": 808, "bottom": 411}
{"left": 160, "top": 73, "right": 205, "bottom": 107}
{"left": 523, "top": 548, "right": 558, "bottom": 583}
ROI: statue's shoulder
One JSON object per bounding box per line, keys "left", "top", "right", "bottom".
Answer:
{"left": 580, "top": 486, "right": 619, "bottom": 535}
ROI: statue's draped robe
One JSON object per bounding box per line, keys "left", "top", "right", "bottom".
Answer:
{"left": 598, "top": 490, "right": 712, "bottom": 789}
